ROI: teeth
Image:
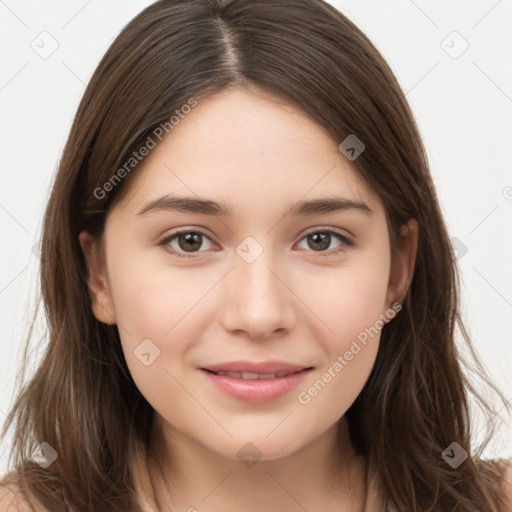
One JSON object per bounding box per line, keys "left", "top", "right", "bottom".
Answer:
{"left": 213, "top": 371, "right": 295, "bottom": 380}
{"left": 258, "top": 373, "right": 277, "bottom": 380}
{"left": 241, "top": 372, "right": 261, "bottom": 380}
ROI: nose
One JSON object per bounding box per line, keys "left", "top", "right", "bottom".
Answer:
{"left": 220, "top": 248, "right": 296, "bottom": 341}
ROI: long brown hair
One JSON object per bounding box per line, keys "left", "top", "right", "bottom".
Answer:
{"left": 1, "top": 0, "right": 510, "bottom": 510}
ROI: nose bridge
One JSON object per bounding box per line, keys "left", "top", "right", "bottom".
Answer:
{"left": 220, "top": 239, "right": 295, "bottom": 338}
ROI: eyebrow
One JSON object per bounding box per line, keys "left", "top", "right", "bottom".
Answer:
{"left": 137, "top": 194, "right": 372, "bottom": 217}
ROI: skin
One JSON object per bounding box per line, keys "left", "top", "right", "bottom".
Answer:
{"left": 79, "top": 84, "right": 418, "bottom": 511}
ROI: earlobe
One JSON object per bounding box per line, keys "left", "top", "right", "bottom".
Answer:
{"left": 385, "top": 219, "right": 419, "bottom": 309}
{"left": 78, "top": 231, "right": 117, "bottom": 325}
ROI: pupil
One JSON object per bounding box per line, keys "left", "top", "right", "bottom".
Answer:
{"left": 309, "top": 232, "right": 330, "bottom": 251}
{"left": 180, "top": 233, "right": 201, "bottom": 252}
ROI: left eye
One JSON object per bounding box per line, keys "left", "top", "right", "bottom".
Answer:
{"left": 159, "top": 229, "right": 352, "bottom": 258}
{"left": 296, "top": 230, "right": 352, "bottom": 255}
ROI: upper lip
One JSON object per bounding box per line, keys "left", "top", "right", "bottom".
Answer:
{"left": 201, "top": 361, "right": 311, "bottom": 374}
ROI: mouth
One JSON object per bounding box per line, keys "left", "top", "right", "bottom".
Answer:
{"left": 198, "top": 362, "right": 313, "bottom": 402}
{"left": 202, "top": 368, "right": 308, "bottom": 380}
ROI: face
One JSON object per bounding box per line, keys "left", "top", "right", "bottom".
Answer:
{"left": 80, "top": 85, "right": 414, "bottom": 462}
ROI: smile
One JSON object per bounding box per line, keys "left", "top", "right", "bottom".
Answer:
{"left": 199, "top": 366, "right": 313, "bottom": 403}
{"left": 206, "top": 370, "right": 301, "bottom": 380}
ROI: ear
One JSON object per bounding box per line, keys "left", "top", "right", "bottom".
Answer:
{"left": 78, "top": 231, "right": 117, "bottom": 325}
{"left": 385, "top": 219, "right": 419, "bottom": 309}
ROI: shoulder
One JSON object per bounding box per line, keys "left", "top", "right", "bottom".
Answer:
{"left": 478, "top": 457, "right": 512, "bottom": 510}
{"left": 0, "top": 472, "right": 33, "bottom": 512}
{"left": 503, "top": 460, "right": 512, "bottom": 509}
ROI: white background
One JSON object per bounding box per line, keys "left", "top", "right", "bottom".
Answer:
{"left": 0, "top": 0, "right": 511, "bottom": 472}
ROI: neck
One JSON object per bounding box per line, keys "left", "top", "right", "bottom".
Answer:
{"left": 147, "top": 415, "right": 368, "bottom": 512}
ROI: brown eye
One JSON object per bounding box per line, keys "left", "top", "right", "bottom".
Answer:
{"left": 176, "top": 232, "right": 203, "bottom": 252}
{"left": 160, "top": 230, "right": 215, "bottom": 258}
{"left": 297, "top": 229, "right": 352, "bottom": 255}
{"left": 306, "top": 232, "right": 331, "bottom": 251}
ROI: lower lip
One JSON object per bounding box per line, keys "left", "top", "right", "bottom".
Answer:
{"left": 200, "top": 368, "right": 312, "bottom": 403}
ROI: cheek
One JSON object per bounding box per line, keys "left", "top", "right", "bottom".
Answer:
{"left": 297, "top": 281, "right": 387, "bottom": 429}
{"left": 311, "top": 276, "right": 386, "bottom": 386}
{"left": 306, "top": 252, "right": 390, "bottom": 351}
{"left": 106, "top": 249, "right": 212, "bottom": 340}
{"left": 295, "top": 245, "right": 390, "bottom": 417}
{"left": 106, "top": 261, "right": 202, "bottom": 413}
{"left": 104, "top": 251, "right": 217, "bottom": 394}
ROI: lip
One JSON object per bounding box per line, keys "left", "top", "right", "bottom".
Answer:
{"left": 202, "top": 360, "right": 309, "bottom": 374}
{"left": 199, "top": 361, "right": 313, "bottom": 403}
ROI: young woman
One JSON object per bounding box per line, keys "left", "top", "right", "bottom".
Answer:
{"left": 1, "top": 0, "right": 511, "bottom": 510}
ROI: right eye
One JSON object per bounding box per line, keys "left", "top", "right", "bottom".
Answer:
{"left": 158, "top": 230, "right": 216, "bottom": 258}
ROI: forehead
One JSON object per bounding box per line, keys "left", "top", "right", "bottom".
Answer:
{"left": 114, "top": 85, "right": 382, "bottom": 218}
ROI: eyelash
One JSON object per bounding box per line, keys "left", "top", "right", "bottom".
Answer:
{"left": 158, "top": 228, "right": 354, "bottom": 259}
